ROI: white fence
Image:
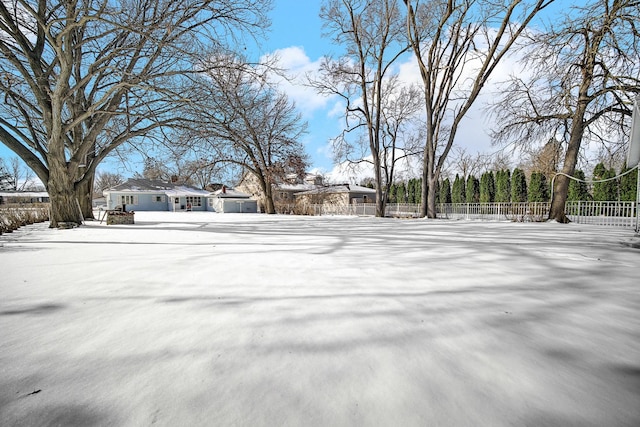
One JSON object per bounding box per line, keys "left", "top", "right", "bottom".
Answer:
{"left": 436, "top": 202, "right": 550, "bottom": 222}
{"left": 310, "top": 201, "right": 639, "bottom": 229}
{"left": 310, "top": 203, "right": 377, "bottom": 216}
{"left": 565, "top": 201, "right": 638, "bottom": 228}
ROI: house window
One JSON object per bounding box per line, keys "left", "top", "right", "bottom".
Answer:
{"left": 120, "top": 195, "right": 138, "bottom": 205}
{"left": 279, "top": 192, "right": 289, "bottom": 200}
{"left": 208, "top": 198, "right": 213, "bottom": 207}
{"left": 155, "top": 195, "right": 164, "bottom": 202}
{"left": 186, "top": 196, "right": 202, "bottom": 207}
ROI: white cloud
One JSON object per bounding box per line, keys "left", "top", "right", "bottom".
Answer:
{"left": 324, "top": 149, "right": 422, "bottom": 184}
{"left": 262, "top": 38, "right": 540, "bottom": 174}
{"left": 264, "top": 46, "right": 336, "bottom": 119}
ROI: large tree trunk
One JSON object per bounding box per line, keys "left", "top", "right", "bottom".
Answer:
{"left": 373, "top": 152, "right": 385, "bottom": 217}
{"left": 263, "top": 182, "right": 276, "bottom": 214}
{"left": 549, "top": 110, "right": 586, "bottom": 222}
{"left": 375, "top": 188, "right": 385, "bottom": 217}
{"left": 76, "top": 145, "right": 97, "bottom": 220}
{"left": 421, "top": 144, "right": 436, "bottom": 218}
{"left": 420, "top": 147, "right": 429, "bottom": 218}
{"left": 48, "top": 159, "right": 83, "bottom": 228}
{"left": 426, "top": 174, "right": 437, "bottom": 219}
{"left": 76, "top": 175, "right": 95, "bottom": 220}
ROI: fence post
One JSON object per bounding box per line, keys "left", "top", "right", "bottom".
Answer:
{"left": 578, "top": 201, "right": 581, "bottom": 224}
{"left": 636, "top": 162, "right": 640, "bottom": 233}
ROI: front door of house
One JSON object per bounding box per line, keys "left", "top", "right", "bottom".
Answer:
{"left": 174, "top": 197, "right": 180, "bottom": 211}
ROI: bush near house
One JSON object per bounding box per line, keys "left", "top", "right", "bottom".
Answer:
{"left": 0, "top": 205, "right": 50, "bottom": 234}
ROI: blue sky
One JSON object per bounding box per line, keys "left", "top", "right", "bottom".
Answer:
{"left": 1, "top": 0, "right": 576, "bottom": 183}
{"left": 266, "top": 1, "right": 325, "bottom": 59}
{"left": 261, "top": 0, "right": 518, "bottom": 177}
{"left": 260, "top": 0, "right": 578, "bottom": 181}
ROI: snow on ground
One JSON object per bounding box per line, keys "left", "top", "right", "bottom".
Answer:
{"left": 1, "top": 212, "right": 639, "bottom": 426}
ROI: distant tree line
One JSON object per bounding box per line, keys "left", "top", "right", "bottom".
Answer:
{"left": 386, "top": 163, "right": 638, "bottom": 204}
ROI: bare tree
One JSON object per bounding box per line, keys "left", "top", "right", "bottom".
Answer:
{"left": 181, "top": 159, "right": 228, "bottom": 189}
{"left": 0, "top": 158, "right": 15, "bottom": 190}
{"left": 403, "top": 0, "right": 554, "bottom": 218}
{"left": 0, "top": 0, "right": 269, "bottom": 227}
{"left": 312, "top": 0, "right": 411, "bottom": 217}
{"left": 94, "top": 171, "right": 125, "bottom": 195}
{"left": 0, "top": 156, "right": 35, "bottom": 190}
{"left": 378, "top": 78, "right": 424, "bottom": 196}
{"left": 521, "top": 138, "right": 564, "bottom": 180}
{"left": 445, "top": 147, "right": 488, "bottom": 180}
{"left": 186, "top": 58, "right": 309, "bottom": 214}
{"left": 490, "top": 0, "right": 640, "bottom": 222}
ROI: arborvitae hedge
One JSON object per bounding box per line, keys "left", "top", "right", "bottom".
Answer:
{"left": 528, "top": 171, "right": 549, "bottom": 202}
{"left": 592, "top": 163, "right": 618, "bottom": 201}
{"left": 407, "top": 178, "right": 421, "bottom": 204}
{"left": 479, "top": 171, "right": 495, "bottom": 203}
{"left": 396, "top": 181, "right": 407, "bottom": 203}
{"left": 466, "top": 175, "right": 480, "bottom": 203}
{"left": 452, "top": 174, "right": 465, "bottom": 203}
{"left": 387, "top": 183, "right": 396, "bottom": 203}
{"left": 567, "top": 170, "right": 590, "bottom": 201}
{"left": 495, "top": 169, "right": 511, "bottom": 203}
{"left": 387, "top": 164, "right": 635, "bottom": 205}
{"left": 619, "top": 166, "right": 638, "bottom": 202}
{"left": 511, "top": 168, "right": 527, "bottom": 202}
{"left": 440, "top": 178, "right": 452, "bottom": 203}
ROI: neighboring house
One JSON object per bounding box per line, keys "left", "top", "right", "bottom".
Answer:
{"left": 0, "top": 191, "right": 50, "bottom": 205}
{"left": 294, "top": 184, "right": 377, "bottom": 213}
{"left": 209, "top": 186, "right": 258, "bottom": 213}
{"left": 103, "top": 178, "right": 211, "bottom": 212}
{"left": 273, "top": 174, "right": 325, "bottom": 213}
{"left": 236, "top": 172, "right": 324, "bottom": 213}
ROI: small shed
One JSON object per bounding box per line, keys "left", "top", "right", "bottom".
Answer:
{"left": 208, "top": 186, "right": 258, "bottom": 213}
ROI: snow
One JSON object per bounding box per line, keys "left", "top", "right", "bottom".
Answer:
{"left": 1, "top": 212, "right": 639, "bottom": 426}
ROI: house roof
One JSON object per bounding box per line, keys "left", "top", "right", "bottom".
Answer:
{"left": 103, "top": 178, "right": 209, "bottom": 197}
{"left": 295, "top": 184, "right": 376, "bottom": 196}
{"left": 0, "top": 191, "right": 49, "bottom": 198}
{"left": 210, "top": 187, "right": 252, "bottom": 199}
{"left": 276, "top": 182, "right": 320, "bottom": 192}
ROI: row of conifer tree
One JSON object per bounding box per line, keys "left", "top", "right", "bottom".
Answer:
{"left": 386, "top": 163, "right": 638, "bottom": 204}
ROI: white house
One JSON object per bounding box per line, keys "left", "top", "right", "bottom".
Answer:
{"left": 103, "top": 179, "right": 212, "bottom": 212}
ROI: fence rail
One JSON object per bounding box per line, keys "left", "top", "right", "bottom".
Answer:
{"left": 565, "top": 201, "right": 638, "bottom": 228}
{"left": 436, "top": 202, "right": 550, "bottom": 222}
{"left": 308, "top": 201, "right": 639, "bottom": 229}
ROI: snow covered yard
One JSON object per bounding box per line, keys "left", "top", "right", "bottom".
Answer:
{"left": 1, "top": 212, "right": 639, "bottom": 427}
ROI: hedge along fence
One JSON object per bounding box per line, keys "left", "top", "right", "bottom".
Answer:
{"left": 436, "top": 202, "right": 550, "bottom": 222}
{"left": 0, "top": 204, "right": 50, "bottom": 234}
{"left": 311, "top": 201, "right": 638, "bottom": 228}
